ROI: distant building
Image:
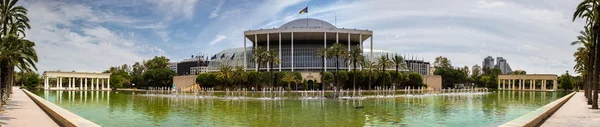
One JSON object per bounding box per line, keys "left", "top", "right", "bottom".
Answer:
{"left": 472, "top": 64, "right": 481, "bottom": 76}
{"left": 480, "top": 56, "right": 512, "bottom": 74}
{"left": 174, "top": 55, "right": 210, "bottom": 75}
{"left": 482, "top": 56, "right": 495, "bottom": 69}
{"left": 496, "top": 57, "right": 512, "bottom": 74}
{"left": 168, "top": 62, "right": 177, "bottom": 73}
{"left": 405, "top": 60, "right": 430, "bottom": 75}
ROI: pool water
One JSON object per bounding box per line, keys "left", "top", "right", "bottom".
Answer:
{"left": 34, "top": 90, "right": 568, "bottom": 127}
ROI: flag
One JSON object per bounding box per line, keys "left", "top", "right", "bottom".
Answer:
{"left": 299, "top": 7, "right": 308, "bottom": 14}
{"left": 220, "top": 54, "right": 225, "bottom": 59}
{"left": 211, "top": 55, "right": 216, "bottom": 60}
{"left": 231, "top": 54, "right": 235, "bottom": 60}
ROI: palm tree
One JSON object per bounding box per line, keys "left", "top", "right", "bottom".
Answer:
{"left": 327, "top": 43, "right": 348, "bottom": 89}
{"left": 217, "top": 65, "right": 234, "bottom": 89}
{"left": 347, "top": 47, "right": 364, "bottom": 90}
{"left": 314, "top": 47, "right": 328, "bottom": 90}
{"left": 233, "top": 66, "right": 246, "bottom": 89}
{"left": 265, "top": 50, "right": 280, "bottom": 87}
{"left": 281, "top": 72, "right": 296, "bottom": 90}
{"left": 0, "top": 0, "right": 31, "bottom": 103}
{"left": 378, "top": 55, "right": 392, "bottom": 88}
{"left": 573, "top": 0, "right": 599, "bottom": 108}
{"left": 391, "top": 54, "right": 405, "bottom": 74}
{"left": 572, "top": 27, "right": 593, "bottom": 104}
{"left": 1, "top": 0, "right": 30, "bottom": 36}
{"left": 391, "top": 54, "right": 405, "bottom": 87}
{"left": 252, "top": 47, "right": 268, "bottom": 89}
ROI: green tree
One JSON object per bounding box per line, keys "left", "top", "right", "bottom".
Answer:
{"left": 433, "top": 56, "right": 452, "bottom": 69}
{"left": 144, "top": 56, "right": 170, "bottom": 70}
{"left": 314, "top": 47, "right": 328, "bottom": 89}
{"left": 573, "top": 0, "right": 599, "bottom": 108}
{"left": 246, "top": 71, "right": 260, "bottom": 90}
{"left": 347, "top": 47, "right": 364, "bottom": 90}
{"left": 281, "top": 72, "right": 296, "bottom": 91}
{"left": 233, "top": 66, "right": 247, "bottom": 89}
{"left": 321, "top": 72, "right": 334, "bottom": 89}
{"left": 22, "top": 72, "right": 40, "bottom": 90}
{"left": 559, "top": 71, "right": 574, "bottom": 90}
{"left": 216, "top": 65, "right": 234, "bottom": 88}
{"left": 143, "top": 68, "right": 176, "bottom": 88}
{"left": 391, "top": 54, "right": 405, "bottom": 74}
{"left": 407, "top": 72, "right": 423, "bottom": 88}
{"left": 265, "top": 50, "right": 281, "bottom": 87}
{"left": 327, "top": 43, "right": 348, "bottom": 89}
{"left": 377, "top": 55, "right": 392, "bottom": 88}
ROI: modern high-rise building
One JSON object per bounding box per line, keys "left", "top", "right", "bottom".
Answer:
{"left": 496, "top": 57, "right": 512, "bottom": 74}
{"left": 480, "top": 56, "right": 512, "bottom": 74}
{"left": 482, "top": 56, "right": 495, "bottom": 69}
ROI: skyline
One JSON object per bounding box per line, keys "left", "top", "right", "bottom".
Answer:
{"left": 20, "top": 0, "right": 583, "bottom": 75}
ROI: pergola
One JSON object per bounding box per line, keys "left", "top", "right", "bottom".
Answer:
{"left": 497, "top": 74, "right": 558, "bottom": 91}
{"left": 43, "top": 71, "right": 111, "bottom": 91}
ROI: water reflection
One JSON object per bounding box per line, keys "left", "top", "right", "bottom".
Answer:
{"left": 34, "top": 90, "right": 568, "bottom": 127}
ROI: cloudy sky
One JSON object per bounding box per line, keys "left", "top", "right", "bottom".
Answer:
{"left": 21, "top": 0, "right": 584, "bottom": 75}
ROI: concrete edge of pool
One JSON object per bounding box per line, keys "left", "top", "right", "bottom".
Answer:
{"left": 22, "top": 89, "right": 100, "bottom": 127}
{"left": 499, "top": 91, "right": 576, "bottom": 127}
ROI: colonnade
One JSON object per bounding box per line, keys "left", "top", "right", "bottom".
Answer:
{"left": 43, "top": 71, "right": 111, "bottom": 91}
{"left": 43, "top": 77, "right": 110, "bottom": 90}
{"left": 497, "top": 79, "right": 557, "bottom": 91}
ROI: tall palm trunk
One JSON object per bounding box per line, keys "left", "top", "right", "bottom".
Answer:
{"left": 335, "top": 56, "right": 339, "bottom": 89}
{"left": 588, "top": 43, "right": 595, "bottom": 105}
{"left": 592, "top": 25, "right": 599, "bottom": 109}
{"left": 352, "top": 61, "right": 357, "bottom": 91}
{"left": 256, "top": 60, "right": 261, "bottom": 90}
{"left": 270, "top": 61, "right": 274, "bottom": 88}
{"left": 321, "top": 56, "right": 325, "bottom": 90}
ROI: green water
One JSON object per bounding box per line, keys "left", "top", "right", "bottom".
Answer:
{"left": 33, "top": 90, "right": 568, "bottom": 127}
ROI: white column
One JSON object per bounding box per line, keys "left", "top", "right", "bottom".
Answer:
{"left": 497, "top": 78, "right": 501, "bottom": 89}
{"left": 79, "top": 78, "right": 82, "bottom": 90}
{"left": 243, "top": 35, "right": 247, "bottom": 71}
{"left": 511, "top": 79, "right": 514, "bottom": 90}
{"left": 255, "top": 34, "right": 258, "bottom": 71}
{"left": 359, "top": 34, "right": 362, "bottom": 71}
{"left": 56, "top": 77, "right": 60, "bottom": 90}
{"left": 347, "top": 33, "right": 351, "bottom": 71}
{"left": 542, "top": 80, "right": 546, "bottom": 90}
{"left": 324, "top": 32, "right": 326, "bottom": 72}
{"left": 102, "top": 78, "right": 105, "bottom": 90}
{"left": 291, "top": 32, "right": 294, "bottom": 71}
{"left": 96, "top": 78, "right": 99, "bottom": 90}
{"left": 108, "top": 78, "right": 111, "bottom": 90}
{"left": 553, "top": 80, "right": 558, "bottom": 91}
{"left": 59, "top": 77, "right": 63, "bottom": 89}
{"left": 84, "top": 78, "right": 88, "bottom": 90}
{"left": 44, "top": 77, "right": 48, "bottom": 89}
{"left": 279, "top": 32, "right": 282, "bottom": 71}
{"left": 68, "top": 77, "right": 72, "bottom": 90}
{"left": 532, "top": 79, "right": 536, "bottom": 90}
{"left": 267, "top": 33, "right": 270, "bottom": 71}
{"left": 370, "top": 35, "right": 373, "bottom": 68}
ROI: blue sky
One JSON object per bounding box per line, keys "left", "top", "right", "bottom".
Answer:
{"left": 21, "top": 0, "right": 584, "bottom": 75}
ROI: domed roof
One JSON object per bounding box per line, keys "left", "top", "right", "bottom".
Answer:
{"left": 279, "top": 18, "right": 336, "bottom": 29}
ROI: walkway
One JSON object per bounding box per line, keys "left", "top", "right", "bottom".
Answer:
{"left": 541, "top": 92, "right": 600, "bottom": 127}
{"left": 0, "top": 87, "right": 59, "bottom": 127}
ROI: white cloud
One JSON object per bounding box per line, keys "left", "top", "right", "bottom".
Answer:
{"left": 209, "top": 35, "right": 226, "bottom": 45}
{"left": 22, "top": 0, "right": 164, "bottom": 73}
{"left": 154, "top": 30, "right": 171, "bottom": 42}
{"left": 146, "top": 0, "right": 199, "bottom": 20}
{"left": 209, "top": 0, "right": 225, "bottom": 19}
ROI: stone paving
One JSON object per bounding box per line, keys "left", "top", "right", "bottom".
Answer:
{"left": 542, "top": 92, "right": 600, "bottom": 127}
{"left": 0, "top": 87, "right": 59, "bottom": 127}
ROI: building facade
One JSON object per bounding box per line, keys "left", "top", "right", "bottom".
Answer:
{"left": 482, "top": 56, "right": 495, "bottom": 69}
{"left": 405, "top": 60, "right": 430, "bottom": 75}
{"left": 496, "top": 57, "right": 512, "bottom": 74}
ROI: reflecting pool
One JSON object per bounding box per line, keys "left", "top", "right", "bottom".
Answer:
{"left": 33, "top": 90, "right": 568, "bottom": 127}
